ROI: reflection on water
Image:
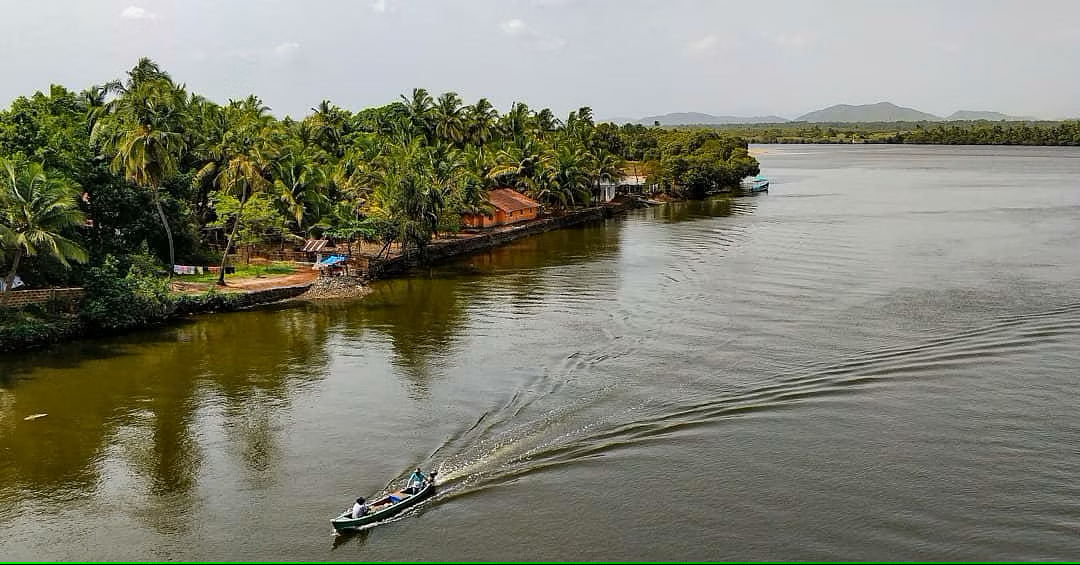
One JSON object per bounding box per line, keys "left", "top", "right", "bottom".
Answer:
{"left": 3, "top": 146, "right": 1080, "bottom": 561}
{"left": 0, "top": 309, "right": 332, "bottom": 537}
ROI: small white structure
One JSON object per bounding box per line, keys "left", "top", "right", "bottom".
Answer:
{"left": 0, "top": 275, "right": 25, "bottom": 291}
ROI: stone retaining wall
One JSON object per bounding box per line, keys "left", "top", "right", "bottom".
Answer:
{"left": 369, "top": 201, "right": 638, "bottom": 278}
{"left": 174, "top": 284, "right": 312, "bottom": 316}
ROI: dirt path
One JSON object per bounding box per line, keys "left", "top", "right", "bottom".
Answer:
{"left": 169, "top": 269, "right": 319, "bottom": 294}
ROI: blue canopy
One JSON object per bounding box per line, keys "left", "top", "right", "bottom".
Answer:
{"left": 316, "top": 255, "right": 347, "bottom": 267}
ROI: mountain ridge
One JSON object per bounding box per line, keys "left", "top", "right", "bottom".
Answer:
{"left": 601, "top": 103, "right": 1047, "bottom": 125}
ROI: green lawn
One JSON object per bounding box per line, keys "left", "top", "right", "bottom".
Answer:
{"left": 174, "top": 262, "right": 296, "bottom": 283}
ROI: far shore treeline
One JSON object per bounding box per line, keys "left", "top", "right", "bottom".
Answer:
{"left": 666, "top": 120, "right": 1080, "bottom": 145}
{"left": 0, "top": 58, "right": 758, "bottom": 346}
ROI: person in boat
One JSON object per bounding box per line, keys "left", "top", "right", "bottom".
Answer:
{"left": 351, "top": 497, "right": 368, "bottom": 518}
{"left": 406, "top": 468, "right": 427, "bottom": 492}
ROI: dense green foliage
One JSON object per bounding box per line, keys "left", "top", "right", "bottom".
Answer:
{"left": 0, "top": 57, "right": 757, "bottom": 306}
{"left": 79, "top": 254, "right": 174, "bottom": 331}
{"left": 0, "top": 158, "right": 87, "bottom": 303}
{"left": 0, "top": 305, "right": 80, "bottom": 352}
{"left": 669, "top": 121, "right": 1080, "bottom": 145}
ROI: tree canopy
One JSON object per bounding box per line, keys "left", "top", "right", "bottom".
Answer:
{"left": 0, "top": 58, "right": 758, "bottom": 290}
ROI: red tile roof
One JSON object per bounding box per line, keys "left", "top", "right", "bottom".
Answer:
{"left": 487, "top": 188, "right": 540, "bottom": 213}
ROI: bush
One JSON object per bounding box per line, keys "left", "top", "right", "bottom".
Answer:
{"left": 0, "top": 308, "right": 79, "bottom": 352}
{"left": 173, "top": 288, "right": 245, "bottom": 315}
{"left": 80, "top": 255, "right": 176, "bottom": 331}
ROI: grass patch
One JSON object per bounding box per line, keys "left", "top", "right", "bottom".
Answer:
{"left": 174, "top": 261, "right": 296, "bottom": 284}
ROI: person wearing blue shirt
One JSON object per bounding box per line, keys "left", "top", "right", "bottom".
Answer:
{"left": 407, "top": 468, "right": 426, "bottom": 491}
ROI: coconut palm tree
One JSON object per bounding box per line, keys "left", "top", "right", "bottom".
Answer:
{"left": 82, "top": 84, "right": 109, "bottom": 136}
{"left": 213, "top": 151, "right": 270, "bottom": 285}
{"left": 501, "top": 102, "right": 532, "bottom": 139}
{"left": 0, "top": 160, "right": 87, "bottom": 303}
{"left": 367, "top": 138, "right": 451, "bottom": 254}
{"left": 550, "top": 143, "right": 592, "bottom": 207}
{"left": 93, "top": 64, "right": 188, "bottom": 273}
{"left": 271, "top": 147, "right": 329, "bottom": 233}
{"left": 309, "top": 99, "right": 350, "bottom": 158}
{"left": 488, "top": 136, "right": 552, "bottom": 203}
{"left": 401, "top": 88, "right": 435, "bottom": 141}
{"left": 589, "top": 147, "right": 624, "bottom": 203}
{"left": 434, "top": 91, "right": 465, "bottom": 145}
{"left": 536, "top": 108, "right": 560, "bottom": 138}
{"left": 193, "top": 97, "right": 274, "bottom": 285}
{"left": 466, "top": 98, "right": 499, "bottom": 146}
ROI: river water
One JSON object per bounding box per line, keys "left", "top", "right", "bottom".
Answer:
{"left": 2, "top": 145, "right": 1079, "bottom": 561}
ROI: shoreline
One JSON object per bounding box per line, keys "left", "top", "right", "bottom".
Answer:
{"left": 1, "top": 199, "right": 647, "bottom": 354}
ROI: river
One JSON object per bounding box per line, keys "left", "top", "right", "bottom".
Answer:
{"left": 2, "top": 144, "right": 1079, "bottom": 561}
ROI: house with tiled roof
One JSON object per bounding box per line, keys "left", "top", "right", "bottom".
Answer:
{"left": 462, "top": 188, "right": 542, "bottom": 229}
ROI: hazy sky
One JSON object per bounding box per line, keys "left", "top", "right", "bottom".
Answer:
{"left": 2, "top": 0, "right": 1079, "bottom": 120}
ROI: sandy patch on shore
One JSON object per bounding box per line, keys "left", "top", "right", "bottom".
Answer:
{"left": 169, "top": 269, "right": 318, "bottom": 294}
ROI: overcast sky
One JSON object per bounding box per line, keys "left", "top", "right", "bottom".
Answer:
{"left": 2, "top": 0, "right": 1079, "bottom": 120}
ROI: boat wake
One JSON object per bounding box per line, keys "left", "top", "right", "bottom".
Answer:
{"left": 421, "top": 300, "right": 1080, "bottom": 503}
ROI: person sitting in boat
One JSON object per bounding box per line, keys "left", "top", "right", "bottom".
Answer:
{"left": 405, "top": 468, "right": 427, "bottom": 492}
{"left": 350, "top": 497, "right": 368, "bottom": 518}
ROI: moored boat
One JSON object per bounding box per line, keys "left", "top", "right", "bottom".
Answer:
{"left": 742, "top": 175, "right": 769, "bottom": 192}
{"left": 331, "top": 471, "right": 437, "bottom": 532}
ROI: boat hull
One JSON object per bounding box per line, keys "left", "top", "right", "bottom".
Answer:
{"left": 741, "top": 176, "right": 770, "bottom": 193}
{"left": 331, "top": 482, "right": 435, "bottom": 532}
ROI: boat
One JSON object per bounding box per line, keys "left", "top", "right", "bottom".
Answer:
{"left": 331, "top": 471, "right": 438, "bottom": 532}
{"left": 742, "top": 176, "right": 769, "bottom": 193}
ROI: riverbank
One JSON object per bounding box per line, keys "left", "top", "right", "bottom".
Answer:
{"left": 1, "top": 199, "right": 646, "bottom": 353}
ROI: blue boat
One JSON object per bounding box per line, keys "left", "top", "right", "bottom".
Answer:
{"left": 742, "top": 176, "right": 769, "bottom": 192}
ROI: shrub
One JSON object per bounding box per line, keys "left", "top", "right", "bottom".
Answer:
{"left": 0, "top": 308, "right": 79, "bottom": 352}
{"left": 80, "top": 255, "right": 176, "bottom": 331}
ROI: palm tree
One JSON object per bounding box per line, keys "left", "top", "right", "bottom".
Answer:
{"left": 192, "top": 97, "right": 274, "bottom": 285}
{"left": 367, "top": 138, "right": 452, "bottom": 254}
{"left": 0, "top": 160, "right": 87, "bottom": 303}
{"left": 309, "top": 99, "right": 350, "bottom": 157}
{"left": 459, "top": 145, "right": 496, "bottom": 215}
{"left": 434, "top": 91, "right": 465, "bottom": 145}
{"left": 550, "top": 143, "right": 592, "bottom": 207}
{"left": 589, "top": 147, "right": 624, "bottom": 203}
{"left": 401, "top": 88, "right": 435, "bottom": 140}
{"left": 536, "top": 108, "right": 560, "bottom": 138}
{"left": 82, "top": 84, "right": 109, "bottom": 136}
{"left": 93, "top": 63, "right": 188, "bottom": 273}
{"left": 466, "top": 98, "right": 499, "bottom": 146}
{"left": 501, "top": 102, "right": 532, "bottom": 139}
{"left": 271, "top": 147, "right": 329, "bottom": 233}
{"left": 488, "top": 136, "right": 552, "bottom": 203}
{"left": 213, "top": 152, "right": 270, "bottom": 285}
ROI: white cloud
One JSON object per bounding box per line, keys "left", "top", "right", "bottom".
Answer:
{"left": 685, "top": 35, "right": 717, "bottom": 55}
{"left": 764, "top": 31, "right": 819, "bottom": 50}
{"left": 232, "top": 41, "right": 303, "bottom": 67}
{"left": 498, "top": 18, "right": 565, "bottom": 51}
{"left": 272, "top": 41, "right": 301, "bottom": 61}
{"left": 370, "top": 0, "right": 387, "bottom": 14}
{"left": 500, "top": 19, "right": 526, "bottom": 36}
{"left": 120, "top": 5, "right": 157, "bottom": 20}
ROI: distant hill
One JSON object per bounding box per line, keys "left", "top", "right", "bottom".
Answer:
{"left": 795, "top": 102, "right": 940, "bottom": 122}
{"left": 602, "top": 105, "right": 1045, "bottom": 126}
{"left": 945, "top": 110, "right": 1032, "bottom": 121}
{"left": 635, "top": 112, "right": 790, "bottom": 126}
